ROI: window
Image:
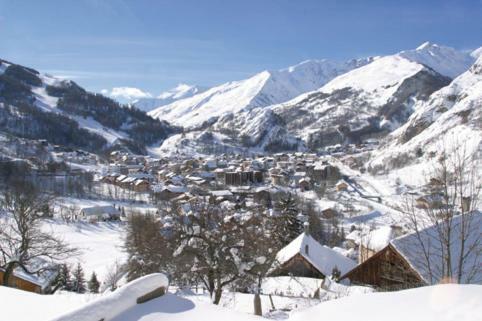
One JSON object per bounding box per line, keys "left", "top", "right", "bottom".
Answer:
{"left": 305, "top": 244, "right": 309, "bottom": 255}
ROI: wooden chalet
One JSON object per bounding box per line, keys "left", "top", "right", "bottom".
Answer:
{"left": 0, "top": 261, "right": 58, "bottom": 294}
{"left": 342, "top": 212, "right": 482, "bottom": 290}
{"left": 270, "top": 231, "right": 356, "bottom": 279}
{"left": 341, "top": 244, "right": 425, "bottom": 291}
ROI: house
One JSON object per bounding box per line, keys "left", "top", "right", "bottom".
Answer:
{"left": 79, "top": 205, "right": 121, "bottom": 222}
{"left": 270, "top": 231, "right": 356, "bottom": 279}
{"left": 415, "top": 194, "right": 444, "bottom": 209}
{"left": 336, "top": 181, "right": 348, "bottom": 192}
{"left": 154, "top": 185, "right": 188, "bottom": 201}
{"left": 133, "top": 179, "right": 150, "bottom": 192}
{"left": 342, "top": 212, "right": 482, "bottom": 290}
{"left": 0, "top": 259, "right": 58, "bottom": 294}
{"left": 299, "top": 177, "right": 311, "bottom": 192}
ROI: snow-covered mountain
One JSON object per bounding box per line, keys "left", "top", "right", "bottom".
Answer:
{"left": 208, "top": 54, "right": 450, "bottom": 153}
{"left": 133, "top": 84, "right": 206, "bottom": 112}
{"left": 148, "top": 58, "right": 375, "bottom": 128}
{"left": 368, "top": 55, "right": 482, "bottom": 176}
{"left": 398, "top": 42, "right": 475, "bottom": 78}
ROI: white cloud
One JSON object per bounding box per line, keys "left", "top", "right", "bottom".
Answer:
{"left": 102, "top": 87, "right": 152, "bottom": 101}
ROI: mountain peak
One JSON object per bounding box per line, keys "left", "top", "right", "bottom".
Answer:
{"left": 416, "top": 41, "right": 437, "bottom": 50}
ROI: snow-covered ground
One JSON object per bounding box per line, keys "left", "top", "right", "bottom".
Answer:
{"left": 41, "top": 219, "right": 126, "bottom": 282}
{"left": 2, "top": 281, "right": 480, "bottom": 321}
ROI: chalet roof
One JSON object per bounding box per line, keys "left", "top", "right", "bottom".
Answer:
{"left": 275, "top": 232, "right": 356, "bottom": 276}
{"left": 0, "top": 258, "right": 59, "bottom": 290}
{"left": 80, "top": 205, "right": 120, "bottom": 216}
{"left": 361, "top": 225, "right": 400, "bottom": 252}
{"left": 211, "top": 190, "right": 233, "bottom": 197}
{"left": 390, "top": 211, "right": 482, "bottom": 285}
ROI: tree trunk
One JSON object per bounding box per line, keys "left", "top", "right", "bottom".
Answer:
{"left": 3, "top": 262, "right": 16, "bottom": 286}
{"left": 254, "top": 293, "right": 262, "bottom": 316}
{"left": 213, "top": 287, "right": 223, "bottom": 305}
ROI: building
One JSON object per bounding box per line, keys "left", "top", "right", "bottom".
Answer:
{"left": 342, "top": 212, "right": 482, "bottom": 290}
{"left": 0, "top": 260, "right": 58, "bottom": 294}
{"left": 270, "top": 231, "right": 356, "bottom": 279}
{"left": 79, "top": 205, "right": 121, "bottom": 222}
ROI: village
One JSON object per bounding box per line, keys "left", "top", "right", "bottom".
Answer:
{"left": 1, "top": 137, "right": 479, "bottom": 319}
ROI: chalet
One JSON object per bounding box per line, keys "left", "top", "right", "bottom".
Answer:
{"left": 79, "top": 205, "right": 121, "bottom": 222}
{"left": 0, "top": 260, "right": 58, "bottom": 294}
{"left": 133, "top": 179, "right": 150, "bottom": 192}
{"left": 342, "top": 212, "right": 482, "bottom": 290}
{"left": 154, "top": 185, "right": 188, "bottom": 201}
{"left": 270, "top": 231, "right": 356, "bottom": 279}
{"left": 210, "top": 190, "right": 234, "bottom": 203}
{"left": 415, "top": 194, "right": 444, "bottom": 209}
{"left": 299, "top": 177, "right": 311, "bottom": 192}
{"left": 336, "top": 181, "right": 348, "bottom": 192}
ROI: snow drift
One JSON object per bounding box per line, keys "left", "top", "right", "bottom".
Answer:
{"left": 52, "top": 273, "right": 169, "bottom": 321}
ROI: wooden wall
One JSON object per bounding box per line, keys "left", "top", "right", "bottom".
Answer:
{"left": 342, "top": 245, "right": 424, "bottom": 291}
{"left": 271, "top": 253, "right": 325, "bottom": 279}
{"left": 0, "top": 271, "right": 42, "bottom": 293}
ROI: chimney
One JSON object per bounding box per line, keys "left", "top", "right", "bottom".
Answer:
{"left": 303, "top": 221, "right": 310, "bottom": 234}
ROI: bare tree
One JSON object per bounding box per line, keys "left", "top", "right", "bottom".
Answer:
{"left": 103, "top": 260, "right": 126, "bottom": 292}
{"left": 0, "top": 181, "right": 77, "bottom": 286}
{"left": 402, "top": 141, "right": 481, "bottom": 284}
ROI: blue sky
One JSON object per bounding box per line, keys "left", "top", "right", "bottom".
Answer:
{"left": 1, "top": 0, "right": 481, "bottom": 98}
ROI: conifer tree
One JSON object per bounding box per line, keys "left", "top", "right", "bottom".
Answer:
{"left": 54, "top": 263, "right": 72, "bottom": 291}
{"left": 72, "top": 263, "right": 86, "bottom": 293}
{"left": 88, "top": 271, "right": 100, "bottom": 294}
{"left": 275, "top": 193, "right": 303, "bottom": 246}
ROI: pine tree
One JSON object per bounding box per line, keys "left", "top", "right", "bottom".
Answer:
{"left": 275, "top": 193, "right": 303, "bottom": 246}
{"left": 54, "top": 263, "right": 72, "bottom": 291}
{"left": 72, "top": 263, "right": 86, "bottom": 293}
{"left": 88, "top": 271, "right": 100, "bottom": 293}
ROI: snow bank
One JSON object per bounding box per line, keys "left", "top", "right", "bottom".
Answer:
{"left": 52, "top": 273, "right": 169, "bottom": 321}
{"left": 290, "top": 284, "right": 482, "bottom": 321}
{"left": 0, "top": 286, "right": 97, "bottom": 321}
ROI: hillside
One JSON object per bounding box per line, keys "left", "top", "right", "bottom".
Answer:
{"left": 367, "top": 55, "right": 482, "bottom": 180}
{"left": 133, "top": 84, "right": 207, "bottom": 112}
{"left": 0, "top": 59, "right": 180, "bottom": 156}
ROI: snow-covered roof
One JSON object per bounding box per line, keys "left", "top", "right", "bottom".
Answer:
{"left": 361, "top": 225, "right": 400, "bottom": 251}
{"left": 275, "top": 232, "right": 356, "bottom": 276}
{"left": 211, "top": 190, "right": 233, "bottom": 197}
{"left": 3, "top": 258, "right": 59, "bottom": 290}
{"left": 391, "top": 211, "right": 482, "bottom": 284}
{"left": 81, "top": 205, "right": 120, "bottom": 216}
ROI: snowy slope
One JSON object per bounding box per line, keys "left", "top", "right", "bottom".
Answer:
{"left": 257, "top": 55, "right": 448, "bottom": 150}
{"left": 290, "top": 284, "right": 482, "bottom": 321}
{"left": 368, "top": 55, "right": 482, "bottom": 177}
{"left": 399, "top": 42, "right": 475, "bottom": 78}
{"left": 148, "top": 58, "right": 374, "bottom": 128}
{"left": 134, "top": 84, "right": 206, "bottom": 112}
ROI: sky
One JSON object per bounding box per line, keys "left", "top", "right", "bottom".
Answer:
{"left": 0, "top": 0, "right": 481, "bottom": 100}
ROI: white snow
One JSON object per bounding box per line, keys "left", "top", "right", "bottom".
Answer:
{"left": 148, "top": 58, "right": 373, "bottom": 128}
{"left": 399, "top": 42, "right": 475, "bottom": 78}
{"left": 321, "top": 55, "right": 424, "bottom": 106}
{"left": 52, "top": 273, "right": 169, "bottom": 321}
{"left": 290, "top": 284, "right": 482, "bottom": 321}
{"left": 41, "top": 220, "right": 126, "bottom": 282}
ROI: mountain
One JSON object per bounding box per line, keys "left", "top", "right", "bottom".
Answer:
{"left": 214, "top": 55, "right": 451, "bottom": 152}
{"left": 148, "top": 58, "right": 375, "bottom": 128}
{"left": 152, "top": 42, "right": 475, "bottom": 155}
{"left": 0, "top": 59, "right": 180, "bottom": 155}
{"left": 133, "top": 84, "right": 206, "bottom": 112}
{"left": 398, "top": 42, "right": 475, "bottom": 78}
{"left": 368, "top": 55, "right": 482, "bottom": 175}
